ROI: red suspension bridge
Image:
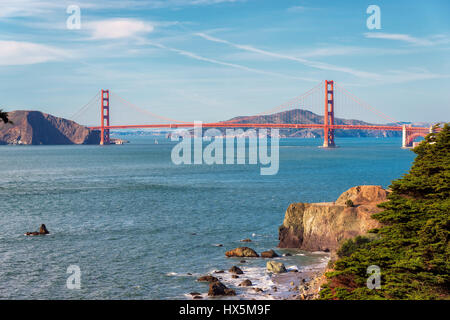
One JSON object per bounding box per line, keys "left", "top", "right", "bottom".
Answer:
{"left": 71, "top": 80, "right": 435, "bottom": 148}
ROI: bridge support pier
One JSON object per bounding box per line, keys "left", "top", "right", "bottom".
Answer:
{"left": 323, "top": 80, "right": 336, "bottom": 148}
{"left": 100, "top": 89, "right": 110, "bottom": 145}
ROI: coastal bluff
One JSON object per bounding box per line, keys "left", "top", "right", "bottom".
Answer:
{"left": 278, "top": 186, "right": 388, "bottom": 252}
{"left": 0, "top": 110, "right": 99, "bottom": 145}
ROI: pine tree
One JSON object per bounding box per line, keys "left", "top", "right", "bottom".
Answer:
{"left": 320, "top": 124, "right": 450, "bottom": 300}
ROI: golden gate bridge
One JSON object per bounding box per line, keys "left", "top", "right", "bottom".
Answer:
{"left": 70, "top": 80, "right": 434, "bottom": 148}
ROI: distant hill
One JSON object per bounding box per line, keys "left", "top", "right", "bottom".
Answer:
{"left": 0, "top": 110, "right": 99, "bottom": 145}
{"left": 224, "top": 109, "right": 411, "bottom": 138}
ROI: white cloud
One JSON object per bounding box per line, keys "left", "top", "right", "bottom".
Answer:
{"left": 0, "top": 41, "right": 69, "bottom": 65}
{"left": 87, "top": 19, "right": 154, "bottom": 40}
{"left": 364, "top": 32, "right": 449, "bottom": 46}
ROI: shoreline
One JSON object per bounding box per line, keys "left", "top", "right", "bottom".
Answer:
{"left": 187, "top": 250, "right": 330, "bottom": 300}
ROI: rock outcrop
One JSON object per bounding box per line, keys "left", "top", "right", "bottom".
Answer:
{"left": 278, "top": 186, "right": 387, "bottom": 252}
{"left": 261, "top": 249, "right": 279, "bottom": 258}
{"left": 208, "top": 281, "right": 236, "bottom": 296}
{"left": 225, "top": 247, "right": 259, "bottom": 258}
{"left": 266, "top": 261, "right": 287, "bottom": 273}
{"left": 0, "top": 110, "right": 99, "bottom": 145}
{"left": 25, "top": 224, "right": 50, "bottom": 236}
{"left": 229, "top": 266, "right": 243, "bottom": 274}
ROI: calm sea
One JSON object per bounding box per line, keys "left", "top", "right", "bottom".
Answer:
{"left": 0, "top": 137, "right": 415, "bottom": 299}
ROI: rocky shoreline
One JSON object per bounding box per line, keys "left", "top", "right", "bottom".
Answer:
{"left": 186, "top": 245, "right": 330, "bottom": 300}
{"left": 186, "top": 185, "right": 388, "bottom": 300}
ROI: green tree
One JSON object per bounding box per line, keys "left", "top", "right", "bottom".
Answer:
{"left": 320, "top": 124, "right": 450, "bottom": 300}
{"left": 0, "top": 109, "right": 12, "bottom": 124}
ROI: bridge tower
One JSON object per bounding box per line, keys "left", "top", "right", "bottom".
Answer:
{"left": 323, "top": 80, "right": 335, "bottom": 148}
{"left": 100, "top": 89, "right": 110, "bottom": 145}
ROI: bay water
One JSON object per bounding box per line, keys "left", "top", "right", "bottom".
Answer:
{"left": 0, "top": 137, "right": 415, "bottom": 299}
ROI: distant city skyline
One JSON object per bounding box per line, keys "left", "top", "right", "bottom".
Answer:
{"left": 0, "top": 0, "right": 449, "bottom": 125}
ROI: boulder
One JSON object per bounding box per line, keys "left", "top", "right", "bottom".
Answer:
{"left": 261, "top": 249, "right": 279, "bottom": 258}
{"left": 266, "top": 261, "right": 287, "bottom": 273}
{"left": 25, "top": 224, "right": 50, "bottom": 236}
{"left": 239, "top": 279, "right": 252, "bottom": 287}
{"left": 278, "top": 186, "right": 386, "bottom": 252}
{"left": 229, "top": 266, "right": 243, "bottom": 274}
{"left": 197, "top": 275, "right": 219, "bottom": 283}
{"left": 240, "top": 238, "right": 252, "bottom": 242}
{"left": 225, "top": 247, "right": 259, "bottom": 258}
{"left": 208, "top": 281, "right": 236, "bottom": 296}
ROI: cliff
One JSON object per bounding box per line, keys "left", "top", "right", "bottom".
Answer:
{"left": 278, "top": 185, "right": 388, "bottom": 252}
{"left": 0, "top": 110, "right": 100, "bottom": 145}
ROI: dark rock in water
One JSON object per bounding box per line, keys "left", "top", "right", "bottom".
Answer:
{"left": 190, "top": 292, "right": 201, "bottom": 296}
{"left": 240, "top": 238, "right": 252, "bottom": 242}
{"left": 197, "top": 275, "right": 218, "bottom": 283}
{"left": 239, "top": 279, "right": 252, "bottom": 287}
{"left": 208, "top": 281, "right": 236, "bottom": 296}
{"left": 214, "top": 270, "right": 225, "bottom": 274}
{"left": 193, "top": 295, "right": 203, "bottom": 299}
{"left": 231, "top": 275, "right": 239, "bottom": 279}
{"left": 25, "top": 224, "right": 49, "bottom": 236}
{"left": 261, "top": 249, "right": 279, "bottom": 258}
{"left": 240, "top": 260, "right": 246, "bottom": 263}
{"left": 229, "top": 266, "right": 243, "bottom": 274}
{"left": 225, "top": 247, "right": 259, "bottom": 257}
{"left": 289, "top": 269, "right": 299, "bottom": 273}
{"left": 187, "top": 273, "right": 192, "bottom": 276}
{"left": 254, "top": 288, "right": 263, "bottom": 293}
{"left": 0, "top": 111, "right": 99, "bottom": 145}
{"left": 214, "top": 244, "right": 223, "bottom": 247}
{"left": 283, "top": 253, "right": 292, "bottom": 257}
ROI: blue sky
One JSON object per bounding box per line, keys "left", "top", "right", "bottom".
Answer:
{"left": 0, "top": 0, "right": 449, "bottom": 125}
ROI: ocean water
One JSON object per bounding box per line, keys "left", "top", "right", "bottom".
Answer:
{"left": 0, "top": 137, "right": 416, "bottom": 299}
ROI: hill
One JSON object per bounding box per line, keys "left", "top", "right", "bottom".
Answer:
{"left": 224, "top": 109, "right": 426, "bottom": 138}
{"left": 0, "top": 110, "right": 99, "bottom": 145}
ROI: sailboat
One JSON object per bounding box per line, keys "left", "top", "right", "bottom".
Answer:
{"left": 154, "top": 139, "right": 159, "bottom": 144}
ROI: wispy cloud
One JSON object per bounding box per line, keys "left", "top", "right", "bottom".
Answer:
{"left": 195, "top": 32, "right": 379, "bottom": 79}
{"left": 86, "top": 18, "right": 154, "bottom": 40}
{"left": 287, "top": 6, "right": 308, "bottom": 13}
{"left": 0, "top": 0, "right": 244, "bottom": 18}
{"left": 0, "top": 40, "right": 70, "bottom": 65}
{"left": 145, "top": 41, "right": 317, "bottom": 82}
{"left": 364, "top": 32, "right": 449, "bottom": 46}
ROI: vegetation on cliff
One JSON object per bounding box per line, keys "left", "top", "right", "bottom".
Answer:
{"left": 0, "top": 109, "right": 11, "bottom": 124}
{"left": 320, "top": 124, "right": 449, "bottom": 300}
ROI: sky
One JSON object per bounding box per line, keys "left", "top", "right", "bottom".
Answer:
{"left": 0, "top": 0, "right": 449, "bottom": 125}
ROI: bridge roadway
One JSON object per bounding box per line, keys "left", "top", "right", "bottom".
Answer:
{"left": 88, "top": 123, "right": 430, "bottom": 132}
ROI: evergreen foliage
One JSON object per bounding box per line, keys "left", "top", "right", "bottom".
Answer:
{"left": 320, "top": 124, "right": 450, "bottom": 300}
